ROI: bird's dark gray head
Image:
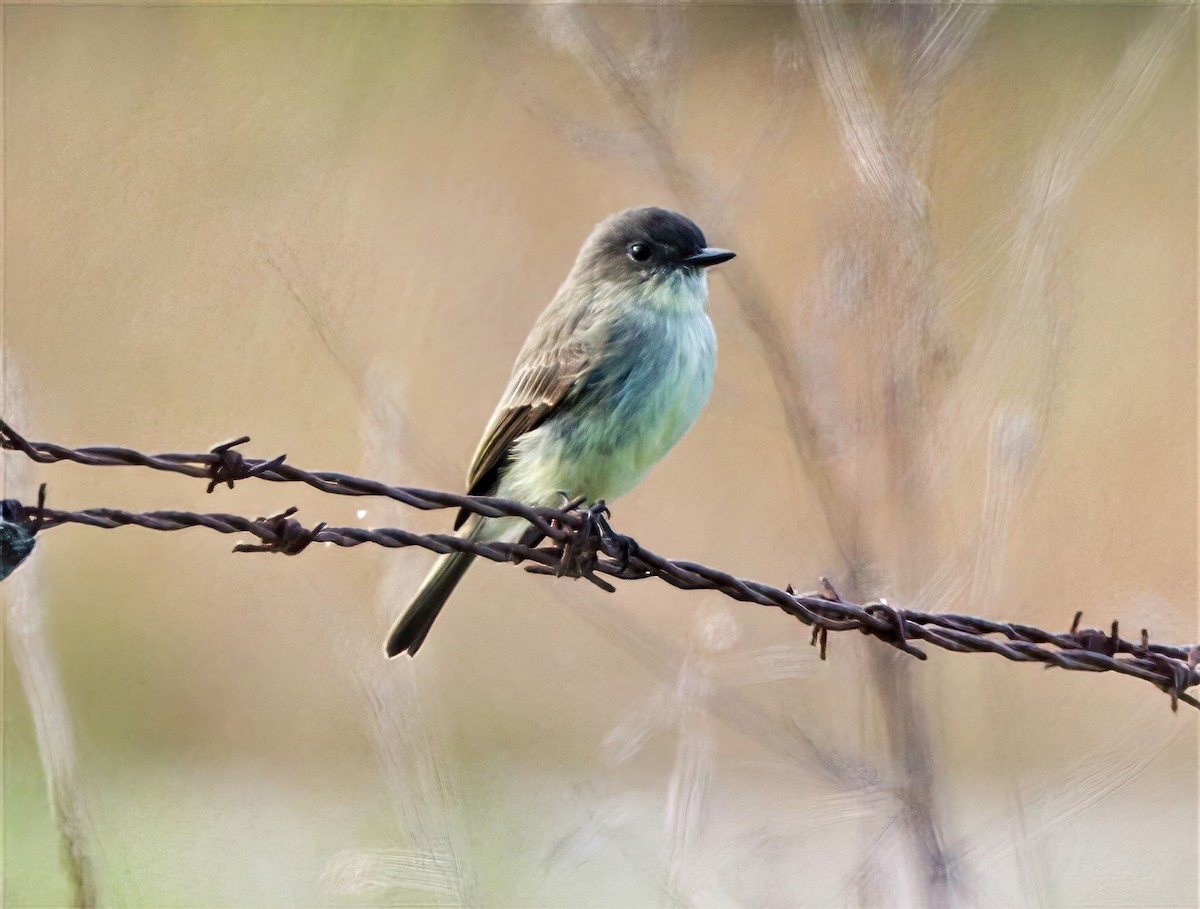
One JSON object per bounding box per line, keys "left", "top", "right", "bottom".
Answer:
{"left": 579, "top": 207, "right": 735, "bottom": 280}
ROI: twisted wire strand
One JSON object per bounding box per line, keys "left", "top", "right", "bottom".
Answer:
{"left": 4, "top": 421, "right": 1197, "bottom": 709}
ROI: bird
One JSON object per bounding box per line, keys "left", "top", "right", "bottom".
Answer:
{"left": 384, "top": 207, "right": 734, "bottom": 657}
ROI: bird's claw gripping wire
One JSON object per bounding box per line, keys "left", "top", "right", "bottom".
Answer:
{"left": 585, "top": 501, "right": 642, "bottom": 574}
{"left": 524, "top": 497, "right": 631, "bottom": 592}
{"left": 555, "top": 499, "right": 614, "bottom": 591}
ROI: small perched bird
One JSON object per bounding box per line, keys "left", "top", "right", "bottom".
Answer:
{"left": 385, "top": 207, "right": 734, "bottom": 657}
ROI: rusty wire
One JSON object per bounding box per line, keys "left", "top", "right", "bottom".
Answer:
{"left": 3, "top": 421, "right": 1198, "bottom": 710}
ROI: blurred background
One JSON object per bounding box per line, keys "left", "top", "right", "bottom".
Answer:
{"left": 3, "top": 4, "right": 1196, "bottom": 907}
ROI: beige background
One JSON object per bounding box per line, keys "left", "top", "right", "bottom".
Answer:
{"left": 2, "top": 4, "right": 1196, "bottom": 907}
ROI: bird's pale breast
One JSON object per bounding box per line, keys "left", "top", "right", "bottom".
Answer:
{"left": 499, "top": 302, "right": 715, "bottom": 507}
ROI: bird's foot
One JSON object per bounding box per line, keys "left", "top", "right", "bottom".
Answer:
{"left": 528, "top": 496, "right": 643, "bottom": 590}
{"left": 554, "top": 498, "right": 605, "bottom": 581}
{"left": 555, "top": 492, "right": 588, "bottom": 512}
{"left": 522, "top": 495, "right": 621, "bottom": 592}
{"left": 586, "top": 502, "right": 641, "bottom": 573}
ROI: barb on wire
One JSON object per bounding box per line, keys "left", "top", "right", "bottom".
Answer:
{"left": 207, "top": 436, "right": 288, "bottom": 493}
{"left": 3, "top": 423, "right": 1198, "bottom": 710}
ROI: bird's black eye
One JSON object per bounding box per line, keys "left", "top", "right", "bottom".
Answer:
{"left": 627, "top": 243, "right": 652, "bottom": 263}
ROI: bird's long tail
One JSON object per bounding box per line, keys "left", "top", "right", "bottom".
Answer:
{"left": 384, "top": 547, "right": 477, "bottom": 657}
{"left": 384, "top": 542, "right": 477, "bottom": 657}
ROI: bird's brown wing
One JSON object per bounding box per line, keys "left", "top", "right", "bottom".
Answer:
{"left": 454, "top": 311, "right": 598, "bottom": 530}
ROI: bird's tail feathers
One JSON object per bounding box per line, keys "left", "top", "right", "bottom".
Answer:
{"left": 384, "top": 548, "right": 476, "bottom": 657}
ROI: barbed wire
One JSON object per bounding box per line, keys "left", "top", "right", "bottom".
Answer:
{"left": 0, "top": 420, "right": 576, "bottom": 539}
{"left": 2, "top": 421, "right": 1197, "bottom": 710}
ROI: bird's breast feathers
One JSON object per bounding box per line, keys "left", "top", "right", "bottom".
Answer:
{"left": 500, "top": 292, "right": 715, "bottom": 506}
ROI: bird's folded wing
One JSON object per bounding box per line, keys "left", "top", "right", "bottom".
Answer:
{"left": 455, "top": 316, "right": 598, "bottom": 529}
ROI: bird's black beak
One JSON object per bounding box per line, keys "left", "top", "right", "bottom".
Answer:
{"left": 683, "top": 247, "right": 736, "bottom": 268}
